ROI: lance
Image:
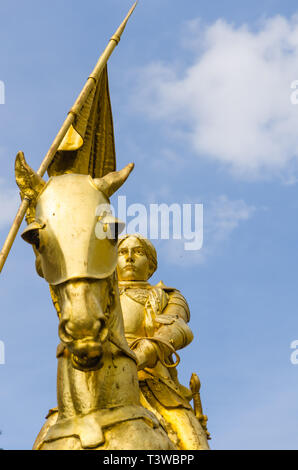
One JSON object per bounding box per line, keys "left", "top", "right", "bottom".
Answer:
{"left": 0, "top": 1, "right": 138, "bottom": 273}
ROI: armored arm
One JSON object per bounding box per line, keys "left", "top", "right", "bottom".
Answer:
{"left": 132, "top": 289, "right": 194, "bottom": 370}
{"left": 152, "top": 290, "right": 193, "bottom": 358}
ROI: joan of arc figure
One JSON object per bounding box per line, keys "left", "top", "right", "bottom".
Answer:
{"left": 117, "top": 234, "right": 210, "bottom": 450}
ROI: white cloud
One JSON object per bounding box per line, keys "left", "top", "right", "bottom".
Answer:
{"left": 159, "top": 195, "right": 255, "bottom": 265}
{"left": 208, "top": 195, "right": 256, "bottom": 243}
{"left": 132, "top": 15, "right": 298, "bottom": 180}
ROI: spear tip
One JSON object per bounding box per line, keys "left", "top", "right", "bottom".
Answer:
{"left": 111, "top": 1, "right": 138, "bottom": 45}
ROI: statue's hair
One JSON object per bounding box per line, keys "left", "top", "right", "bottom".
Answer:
{"left": 117, "top": 234, "right": 157, "bottom": 279}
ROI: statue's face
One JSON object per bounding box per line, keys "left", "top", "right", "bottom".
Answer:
{"left": 117, "top": 237, "right": 150, "bottom": 281}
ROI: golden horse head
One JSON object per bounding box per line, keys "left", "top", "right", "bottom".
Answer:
{"left": 15, "top": 151, "right": 134, "bottom": 371}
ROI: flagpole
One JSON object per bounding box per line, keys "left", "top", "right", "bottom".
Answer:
{"left": 0, "top": 1, "right": 138, "bottom": 273}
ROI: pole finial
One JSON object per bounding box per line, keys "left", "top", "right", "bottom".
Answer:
{"left": 111, "top": 1, "right": 138, "bottom": 44}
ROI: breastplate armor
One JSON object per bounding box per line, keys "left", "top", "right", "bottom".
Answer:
{"left": 119, "top": 289, "right": 149, "bottom": 341}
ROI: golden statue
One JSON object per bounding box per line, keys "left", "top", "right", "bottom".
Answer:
{"left": 117, "top": 234, "right": 210, "bottom": 450}
{"left": 19, "top": 226, "right": 210, "bottom": 450}
{"left": 3, "top": 3, "right": 211, "bottom": 451}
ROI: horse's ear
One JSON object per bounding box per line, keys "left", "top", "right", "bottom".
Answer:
{"left": 93, "top": 163, "right": 134, "bottom": 198}
{"left": 15, "top": 151, "right": 46, "bottom": 202}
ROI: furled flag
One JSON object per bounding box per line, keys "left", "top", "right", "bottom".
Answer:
{"left": 47, "top": 65, "right": 116, "bottom": 178}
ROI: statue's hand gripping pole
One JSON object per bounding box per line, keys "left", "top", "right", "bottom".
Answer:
{"left": 0, "top": 1, "right": 138, "bottom": 273}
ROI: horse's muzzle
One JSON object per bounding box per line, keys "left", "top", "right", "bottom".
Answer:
{"left": 69, "top": 338, "right": 104, "bottom": 371}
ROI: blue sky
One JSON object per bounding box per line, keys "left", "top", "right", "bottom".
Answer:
{"left": 1, "top": 0, "right": 298, "bottom": 450}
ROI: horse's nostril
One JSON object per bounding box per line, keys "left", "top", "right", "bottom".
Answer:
{"left": 65, "top": 323, "right": 75, "bottom": 337}
{"left": 59, "top": 320, "right": 74, "bottom": 343}
{"left": 59, "top": 317, "right": 106, "bottom": 345}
